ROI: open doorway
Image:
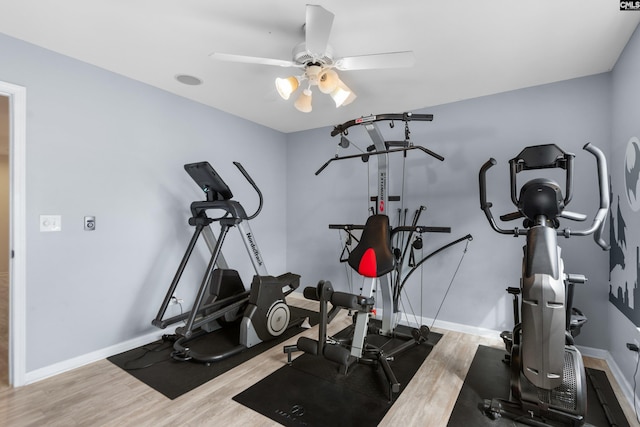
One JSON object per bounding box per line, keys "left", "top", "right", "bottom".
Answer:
{"left": 0, "top": 95, "right": 7, "bottom": 386}
{"left": 0, "top": 80, "right": 26, "bottom": 388}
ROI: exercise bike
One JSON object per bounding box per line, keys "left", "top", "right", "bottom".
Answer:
{"left": 479, "top": 143, "right": 609, "bottom": 426}
{"left": 152, "top": 161, "right": 301, "bottom": 363}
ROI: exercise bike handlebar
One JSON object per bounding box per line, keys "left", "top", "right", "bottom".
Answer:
{"left": 232, "top": 161, "right": 263, "bottom": 220}
{"left": 478, "top": 143, "right": 610, "bottom": 248}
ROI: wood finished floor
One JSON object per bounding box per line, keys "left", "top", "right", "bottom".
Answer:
{"left": 0, "top": 294, "right": 636, "bottom": 427}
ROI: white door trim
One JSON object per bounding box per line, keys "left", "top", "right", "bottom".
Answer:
{"left": 0, "top": 80, "right": 27, "bottom": 387}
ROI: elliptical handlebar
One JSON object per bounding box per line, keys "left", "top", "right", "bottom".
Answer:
{"left": 479, "top": 158, "right": 521, "bottom": 236}
{"left": 478, "top": 143, "right": 610, "bottom": 248}
{"left": 232, "top": 161, "right": 263, "bottom": 220}
{"left": 570, "top": 143, "right": 610, "bottom": 250}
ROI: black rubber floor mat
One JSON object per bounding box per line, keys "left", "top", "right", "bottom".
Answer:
{"left": 107, "top": 306, "right": 318, "bottom": 399}
{"left": 233, "top": 325, "right": 442, "bottom": 427}
{"left": 447, "top": 345, "right": 630, "bottom": 427}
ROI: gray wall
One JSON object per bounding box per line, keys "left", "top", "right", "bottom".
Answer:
{"left": 0, "top": 33, "right": 289, "bottom": 372}
{"left": 610, "top": 23, "right": 640, "bottom": 402}
{"left": 286, "top": 73, "right": 612, "bottom": 349}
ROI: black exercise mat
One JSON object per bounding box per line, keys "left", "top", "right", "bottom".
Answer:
{"left": 107, "top": 306, "right": 318, "bottom": 399}
{"left": 447, "top": 345, "right": 630, "bottom": 427}
{"left": 233, "top": 324, "right": 442, "bottom": 427}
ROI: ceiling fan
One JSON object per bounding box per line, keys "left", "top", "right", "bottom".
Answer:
{"left": 210, "top": 4, "right": 415, "bottom": 112}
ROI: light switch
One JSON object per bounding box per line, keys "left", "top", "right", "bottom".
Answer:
{"left": 84, "top": 216, "right": 95, "bottom": 231}
{"left": 40, "top": 215, "right": 61, "bottom": 232}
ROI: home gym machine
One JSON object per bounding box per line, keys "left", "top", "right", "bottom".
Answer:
{"left": 479, "top": 143, "right": 609, "bottom": 426}
{"left": 152, "top": 161, "right": 301, "bottom": 363}
{"left": 285, "top": 113, "right": 472, "bottom": 400}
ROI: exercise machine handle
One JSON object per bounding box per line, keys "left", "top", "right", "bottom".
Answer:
{"left": 479, "top": 158, "right": 521, "bottom": 236}
{"left": 330, "top": 112, "right": 434, "bottom": 137}
{"left": 479, "top": 144, "right": 610, "bottom": 247}
{"left": 329, "top": 223, "right": 450, "bottom": 234}
{"left": 563, "top": 143, "right": 610, "bottom": 250}
{"left": 315, "top": 146, "right": 444, "bottom": 175}
{"left": 232, "top": 161, "right": 263, "bottom": 220}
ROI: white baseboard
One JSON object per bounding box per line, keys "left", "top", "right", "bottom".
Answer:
{"left": 406, "top": 315, "right": 502, "bottom": 338}
{"left": 374, "top": 309, "right": 503, "bottom": 339}
{"left": 24, "top": 330, "right": 165, "bottom": 385}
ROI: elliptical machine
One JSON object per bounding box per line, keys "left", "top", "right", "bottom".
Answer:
{"left": 478, "top": 143, "right": 610, "bottom": 426}
{"left": 152, "top": 161, "right": 301, "bottom": 363}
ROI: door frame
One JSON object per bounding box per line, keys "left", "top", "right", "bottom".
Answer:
{"left": 0, "top": 81, "right": 26, "bottom": 386}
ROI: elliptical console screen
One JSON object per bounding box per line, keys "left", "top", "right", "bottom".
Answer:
{"left": 184, "top": 162, "right": 233, "bottom": 201}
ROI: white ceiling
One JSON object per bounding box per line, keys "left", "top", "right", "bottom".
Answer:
{"left": 0, "top": 1, "right": 638, "bottom": 134}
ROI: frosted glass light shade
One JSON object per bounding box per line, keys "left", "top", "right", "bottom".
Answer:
{"left": 318, "top": 69, "right": 339, "bottom": 94}
{"left": 294, "top": 89, "right": 313, "bottom": 113}
{"left": 275, "top": 76, "right": 299, "bottom": 100}
{"left": 341, "top": 91, "right": 356, "bottom": 106}
{"left": 330, "top": 80, "right": 356, "bottom": 107}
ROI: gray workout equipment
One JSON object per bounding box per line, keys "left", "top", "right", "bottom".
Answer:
{"left": 152, "top": 161, "right": 301, "bottom": 363}
{"left": 479, "top": 143, "right": 609, "bottom": 426}
{"left": 285, "top": 113, "right": 472, "bottom": 400}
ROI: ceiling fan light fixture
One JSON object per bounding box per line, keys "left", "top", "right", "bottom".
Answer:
{"left": 330, "top": 79, "right": 356, "bottom": 108}
{"left": 318, "top": 69, "right": 339, "bottom": 94}
{"left": 275, "top": 76, "right": 300, "bottom": 100}
{"left": 342, "top": 91, "right": 357, "bottom": 106}
{"left": 304, "top": 64, "right": 323, "bottom": 84}
{"left": 210, "top": 5, "right": 417, "bottom": 114}
{"left": 294, "top": 88, "right": 313, "bottom": 113}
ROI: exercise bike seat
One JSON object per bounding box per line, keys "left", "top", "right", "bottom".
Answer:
{"left": 348, "top": 215, "right": 395, "bottom": 278}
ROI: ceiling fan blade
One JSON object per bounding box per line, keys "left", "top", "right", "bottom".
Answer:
{"left": 210, "top": 52, "right": 299, "bottom": 68}
{"left": 335, "top": 51, "right": 416, "bottom": 71}
{"left": 305, "top": 4, "right": 334, "bottom": 56}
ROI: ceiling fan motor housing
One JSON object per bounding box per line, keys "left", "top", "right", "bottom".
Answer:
{"left": 293, "top": 42, "right": 334, "bottom": 67}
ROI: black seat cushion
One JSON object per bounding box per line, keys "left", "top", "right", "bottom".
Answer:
{"left": 348, "top": 215, "right": 395, "bottom": 278}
